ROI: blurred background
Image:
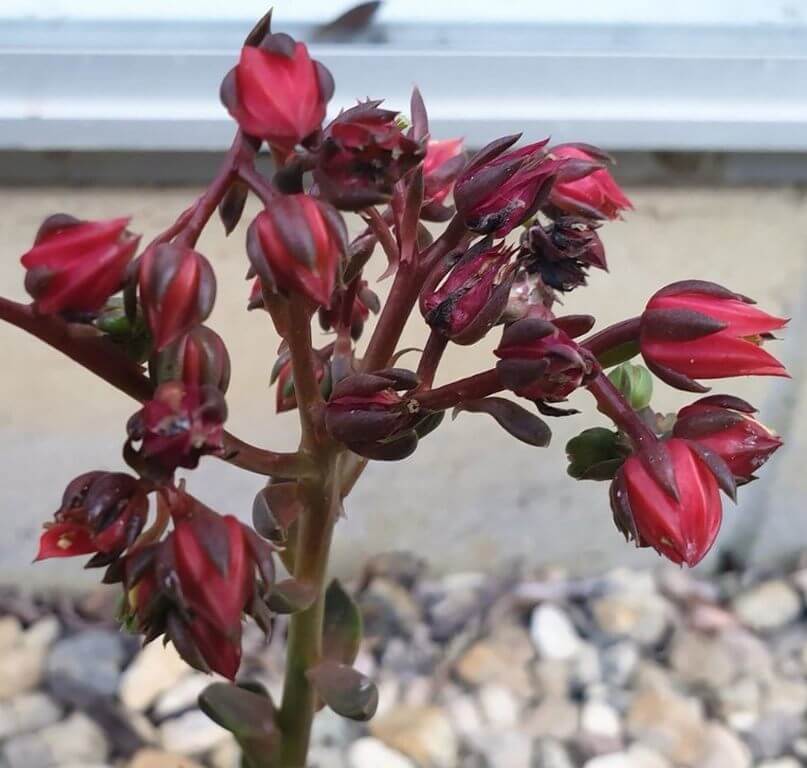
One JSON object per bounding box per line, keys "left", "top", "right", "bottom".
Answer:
{"left": 2, "top": 4, "right": 807, "bottom": 768}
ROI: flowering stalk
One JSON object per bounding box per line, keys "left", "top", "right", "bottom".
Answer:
{"left": 0, "top": 10, "right": 790, "bottom": 768}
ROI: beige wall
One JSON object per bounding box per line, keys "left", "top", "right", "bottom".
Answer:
{"left": 1, "top": 186, "right": 805, "bottom": 587}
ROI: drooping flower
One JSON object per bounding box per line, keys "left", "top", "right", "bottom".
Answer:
{"left": 325, "top": 369, "right": 441, "bottom": 460}
{"left": 318, "top": 281, "right": 380, "bottom": 341}
{"left": 248, "top": 195, "right": 347, "bottom": 307}
{"left": 21, "top": 215, "right": 139, "bottom": 316}
{"left": 639, "top": 280, "right": 788, "bottom": 391}
{"left": 420, "top": 238, "right": 517, "bottom": 345}
{"left": 36, "top": 471, "right": 149, "bottom": 565}
{"left": 138, "top": 243, "right": 216, "bottom": 351}
{"left": 118, "top": 493, "right": 275, "bottom": 679}
{"left": 150, "top": 325, "right": 231, "bottom": 393}
{"left": 125, "top": 382, "right": 226, "bottom": 474}
{"left": 220, "top": 32, "right": 333, "bottom": 151}
{"left": 610, "top": 438, "right": 730, "bottom": 567}
{"left": 495, "top": 316, "right": 598, "bottom": 402}
{"left": 520, "top": 216, "right": 607, "bottom": 292}
{"left": 545, "top": 143, "right": 633, "bottom": 220}
{"left": 674, "top": 394, "right": 783, "bottom": 483}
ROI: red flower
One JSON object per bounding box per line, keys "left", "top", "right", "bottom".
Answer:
{"left": 21, "top": 215, "right": 139, "bottom": 315}
{"left": 126, "top": 382, "right": 226, "bottom": 474}
{"left": 248, "top": 195, "right": 347, "bottom": 307}
{"left": 611, "top": 438, "right": 725, "bottom": 567}
{"left": 421, "top": 238, "right": 517, "bottom": 345}
{"left": 36, "top": 471, "right": 149, "bottom": 564}
{"left": 674, "top": 395, "right": 782, "bottom": 483}
{"left": 423, "top": 138, "right": 465, "bottom": 206}
{"left": 150, "top": 325, "right": 231, "bottom": 394}
{"left": 454, "top": 136, "right": 566, "bottom": 237}
{"left": 221, "top": 35, "right": 333, "bottom": 151}
{"left": 495, "top": 316, "right": 597, "bottom": 402}
{"left": 640, "top": 280, "right": 788, "bottom": 391}
{"left": 121, "top": 494, "right": 276, "bottom": 679}
{"left": 138, "top": 243, "right": 216, "bottom": 351}
{"left": 546, "top": 144, "right": 633, "bottom": 220}
{"left": 315, "top": 100, "right": 425, "bottom": 210}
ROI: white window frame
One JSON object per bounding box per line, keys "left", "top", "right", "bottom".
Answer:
{"left": 1, "top": 3, "right": 806, "bottom": 151}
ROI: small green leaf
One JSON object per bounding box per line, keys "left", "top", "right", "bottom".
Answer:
{"left": 266, "top": 579, "right": 317, "bottom": 614}
{"left": 198, "top": 683, "right": 279, "bottom": 768}
{"left": 322, "top": 579, "right": 362, "bottom": 665}
{"left": 566, "top": 427, "right": 630, "bottom": 481}
{"left": 307, "top": 661, "right": 378, "bottom": 721}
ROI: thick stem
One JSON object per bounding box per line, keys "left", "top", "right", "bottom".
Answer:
{"left": 361, "top": 215, "right": 467, "bottom": 373}
{"left": 277, "top": 450, "right": 340, "bottom": 767}
{"left": 0, "top": 297, "right": 309, "bottom": 478}
{"left": 414, "top": 368, "right": 502, "bottom": 411}
{"left": 416, "top": 330, "right": 448, "bottom": 389}
{"left": 174, "top": 130, "right": 257, "bottom": 248}
{"left": 286, "top": 300, "right": 324, "bottom": 448}
{"left": 585, "top": 372, "right": 657, "bottom": 449}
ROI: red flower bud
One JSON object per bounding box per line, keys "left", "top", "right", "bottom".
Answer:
{"left": 423, "top": 138, "right": 465, "bottom": 207}
{"left": 21, "top": 215, "right": 139, "bottom": 315}
{"left": 495, "top": 317, "right": 597, "bottom": 402}
{"left": 325, "top": 370, "right": 438, "bottom": 460}
{"left": 121, "top": 493, "right": 276, "bottom": 679}
{"left": 520, "top": 216, "right": 606, "bottom": 292}
{"left": 36, "top": 471, "right": 149, "bottom": 563}
{"left": 248, "top": 195, "right": 347, "bottom": 307}
{"left": 453, "top": 136, "right": 567, "bottom": 237}
{"left": 150, "top": 325, "right": 231, "bottom": 393}
{"left": 421, "top": 238, "right": 517, "bottom": 345}
{"left": 220, "top": 33, "right": 333, "bottom": 151}
{"left": 314, "top": 100, "right": 425, "bottom": 210}
{"left": 126, "top": 382, "right": 226, "bottom": 474}
{"left": 673, "top": 395, "right": 782, "bottom": 483}
{"left": 546, "top": 144, "right": 633, "bottom": 220}
{"left": 138, "top": 243, "right": 216, "bottom": 351}
{"left": 610, "top": 438, "right": 725, "bottom": 566}
{"left": 640, "top": 280, "right": 788, "bottom": 391}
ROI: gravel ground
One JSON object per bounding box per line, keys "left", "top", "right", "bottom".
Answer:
{"left": 2, "top": 553, "right": 807, "bottom": 768}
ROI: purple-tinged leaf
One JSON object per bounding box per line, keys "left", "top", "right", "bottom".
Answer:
{"left": 455, "top": 397, "right": 551, "bottom": 447}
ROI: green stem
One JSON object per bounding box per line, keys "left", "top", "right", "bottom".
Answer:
{"left": 277, "top": 449, "right": 340, "bottom": 767}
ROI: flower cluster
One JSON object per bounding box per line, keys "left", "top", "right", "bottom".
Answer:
{"left": 3, "top": 9, "right": 790, "bottom": 765}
